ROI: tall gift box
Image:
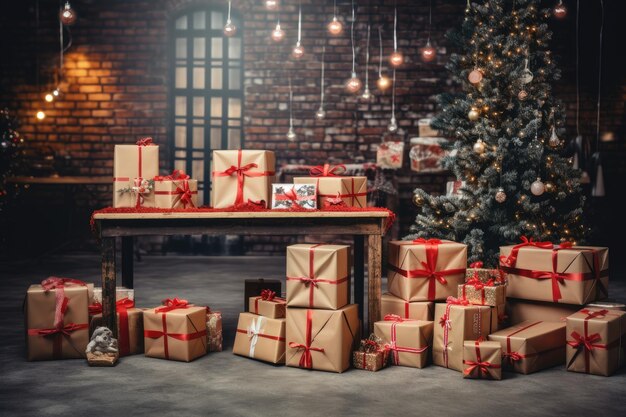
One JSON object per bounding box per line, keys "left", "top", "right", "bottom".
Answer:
{"left": 500, "top": 239, "right": 609, "bottom": 304}
{"left": 206, "top": 309, "right": 223, "bottom": 352}
{"left": 113, "top": 138, "right": 159, "bottom": 208}
{"left": 286, "top": 244, "right": 349, "bottom": 310}
{"left": 462, "top": 339, "right": 502, "bottom": 380}
{"left": 154, "top": 170, "right": 199, "bottom": 209}
{"left": 374, "top": 315, "right": 433, "bottom": 369}
{"left": 380, "top": 293, "right": 433, "bottom": 321}
{"left": 286, "top": 304, "right": 359, "bottom": 373}
{"left": 388, "top": 239, "right": 467, "bottom": 302}
{"left": 566, "top": 308, "right": 626, "bottom": 376}
{"left": 143, "top": 298, "right": 207, "bottom": 362}
{"left": 249, "top": 289, "right": 286, "bottom": 319}
{"left": 294, "top": 164, "right": 367, "bottom": 208}
{"left": 433, "top": 298, "right": 491, "bottom": 372}
{"left": 233, "top": 313, "right": 286, "bottom": 364}
{"left": 488, "top": 320, "right": 566, "bottom": 374}
{"left": 25, "top": 277, "right": 90, "bottom": 361}
{"left": 211, "top": 149, "right": 275, "bottom": 208}
{"left": 89, "top": 298, "right": 144, "bottom": 356}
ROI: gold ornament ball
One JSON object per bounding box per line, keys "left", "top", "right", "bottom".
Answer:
{"left": 413, "top": 194, "right": 424, "bottom": 206}
{"left": 468, "top": 108, "right": 480, "bottom": 121}
{"left": 390, "top": 51, "right": 404, "bottom": 67}
{"left": 328, "top": 18, "right": 343, "bottom": 36}
{"left": 377, "top": 75, "right": 391, "bottom": 91}
{"left": 518, "top": 90, "right": 528, "bottom": 101}
{"left": 495, "top": 187, "right": 507, "bottom": 203}
{"left": 468, "top": 69, "right": 483, "bottom": 84}
{"left": 271, "top": 24, "right": 285, "bottom": 42}
{"left": 292, "top": 44, "right": 305, "bottom": 59}
{"left": 473, "top": 139, "right": 485, "bottom": 154}
{"left": 223, "top": 21, "right": 237, "bottom": 37}
{"left": 345, "top": 75, "right": 362, "bottom": 94}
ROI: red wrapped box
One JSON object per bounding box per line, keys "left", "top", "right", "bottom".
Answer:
{"left": 352, "top": 334, "right": 389, "bottom": 371}
{"left": 409, "top": 137, "right": 448, "bottom": 172}
{"left": 463, "top": 339, "right": 502, "bottom": 380}
{"left": 89, "top": 298, "right": 144, "bottom": 357}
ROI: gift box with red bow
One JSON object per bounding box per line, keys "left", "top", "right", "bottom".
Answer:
{"left": 249, "top": 289, "right": 286, "bottom": 319}
{"left": 374, "top": 315, "right": 433, "bottom": 369}
{"left": 113, "top": 137, "right": 159, "bottom": 208}
{"left": 465, "top": 261, "right": 505, "bottom": 284}
{"left": 352, "top": 334, "right": 389, "bottom": 371}
{"left": 380, "top": 293, "right": 433, "bottom": 321}
{"left": 271, "top": 183, "right": 317, "bottom": 210}
{"left": 500, "top": 238, "right": 609, "bottom": 305}
{"left": 376, "top": 141, "right": 404, "bottom": 169}
{"left": 206, "top": 309, "right": 223, "bottom": 352}
{"left": 154, "top": 170, "right": 199, "bottom": 209}
{"left": 143, "top": 298, "right": 207, "bottom": 362}
{"left": 458, "top": 278, "right": 506, "bottom": 307}
{"left": 566, "top": 308, "right": 626, "bottom": 376}
{"left": 89, "top": 298, "right": 144, "bottom": 356}
{"left": 462, "top": 338, "right": 502, "bottom": 380}
{"left": 233, "top": 312, "right": 286, "bottom": 364}
{"left": 293, "top": 164, "right": 367, "bottom": 208}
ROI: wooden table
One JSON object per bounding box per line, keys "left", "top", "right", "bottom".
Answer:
{"left": 91, "top": 210, "right": 391, "bottom": 335}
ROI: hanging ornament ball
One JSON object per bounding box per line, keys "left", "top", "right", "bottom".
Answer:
{"left": 518, "top": 90, "right": 528, "bottom": 101}
{"left": 495, "top": 187, "right": 507, "bottom": 203}
{"left": 377, "top": 75, "right": 391, "bottom": 91}
{"left": 520, "top": 69, "right": 534, "bottom": 85}
{"left": 468, "top": 69, "right": 483, "bottom": 84}
{"left": 271, "top": 24, "right": 285, "bottom": 42}
{"left": 265, "top": 0, "right": 279, "bottom": 11}
{"left": 44, "top": 93, "right": 54, "bottom": 103}
{"left": 421, "top": 43, "right": 436, "bottom": 63}
{"left": 389, "top": 51, "right": 404, "bottom": 67}
{"left": 59, "top": 2, "right": 77, "bottom": 26}
{"left": 553, "top": 1, "right": 567, "bottom": 19}
{"left": 345, "top": 75, "right": 362, "bottom": 94}
{"left": 292, "top": 43, "right": 305, "bottom": 59}
{"left": 531, "top": 177, "right": 545, "bottom": 196}
{"left": 468, "top": 108, "right": 480, "bottom": 121}
{"left": 412, "top": 193, "right": 424, "bottom": 206}
{"left": 388, "top": 118, "right": 398, "bottom": 133}
{"left": 545, "top": 182, "right": 555, "bottom": 193}
{"left": 328, "top": 17, "right": 343, "bottom": 36}
{"left": 548, "top": 128, "right": 560, "bottom": 147}
{"left": 473, "top": 139, "right": 485, "bottom": 154}
{"left": 286, "top": 127, "right": 297, "bottom": 142}
{"left": 223, "top": 20, "right": 237, "bottom": 37}
{"left": 315, "top": 107, "right": 326, "bottom": 120}
{"left": 36, "top": 111, "right": 46, "bottom": 120}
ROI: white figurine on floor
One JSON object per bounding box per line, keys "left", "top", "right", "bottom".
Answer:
{"left": 86, "top": 327, "right": 119, "bottom": 355}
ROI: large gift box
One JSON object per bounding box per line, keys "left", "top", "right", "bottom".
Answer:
{"left": 294, "top": 164, "right": 367, "bottom": 208}
{"left": 388, "top": 239, "right": 467, "bottom": 302}
{"left": 26, "top": 277, "right": 90, "bottom": 361}
{"left": 352, "top": 334, "right": 389, "bottom": 372}
{"left": 506, "top": 298, "right": 580, "bottom": 325}
{"left": 286, "top": 244, "right": 349, "bottom": 310}
{"left": 154, "top": 170, "right": 199, "bottom": 209}
{"left": 271, "top": 183, "right": 317, "bottom": 210}
{"left": 211, "top": 149, "right": 275, "bottom": 208}
{"left": 374, "top": 315, "right": 433, "bottom": 369}
{"left": 488, "top": 320, "right": 566, "bottom": 374}
{"left": 376, "top": 141, "right": 404, "bottom": 169}
{"left": 286, "top": 304, "right": 359, "bottom": 373}
{"left": 113, "top": 138, "right": 159, "bottom": 208}
{"left": 566, "top": 308, "right": 626, "bottom": 376}
{"left": 249, "top": 289, "right": 286, "bottom": 319}
{"left": 433, "top": 298, "right": 491, "bottom": 371}
{"left": 463, "top": 339, "right": 502, "bottom": 380}
{"left": 381, "top": 293, "right": 433, "bottom": 321}
{"left": 143, "top": 298, "right": 207, "bottom": 362}
{"left": 500, "top": 240, "right": 609, "bottom": 305}
{"left": 233, "top": 312, "right": 286, "bottom": 364}
{"left": 206, "top": 309, "right": 223, "bottom": 352}
{"left": 89, "top": 298, "right": 144, "bottom": 356}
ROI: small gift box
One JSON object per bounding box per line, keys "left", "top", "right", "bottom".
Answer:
{"left": 463, "top": 339, "right": 502, "bottom": 380}
{"left": 380, "top": 293, "right": 433, "bottom": 321}
{"left": 91, "top": 286, "right": 134, "bottom": 305}
{"left": 465, "top": 261, "right": 505, "bottom": 284}
{"left": 353, "top": 334, "right": 389, "bottom": 371}
{"left": 566, "top": 308, "right": 626, "bottom": 376}
{"left": 418, "top": 118, "right": 441, "bottom": 137}
{"left": 233, "top": 313, "right": 286, "bottom": 364}
{"left": 154, "top": 170, "right": 199, "bottom": 209}
{"left": 244, "top": 279, "right": 281, "bottom": 312}
{"left": 249, "top": 289, "right": 286, "bottom": 319}
{"left": 89, "top": 298, "right": 144, "bottom": 357}
{"left": 374, "top": 315, "right": 433, "bottom": 369}
{"left": 376, "top": 141, "right": 404, "bottom": 169}
{"left": 271, "top": 183, "right": 317, "bottom": 210}
{"left": 294, "top": 164, "right": 367, "bottom": 208}
{"left": 409, "top": 137, "right": 448, "bottom": 172}
{"left": 113, "top": 137, "right": 159, "bottom": 208}
{"left": 458, "top": 279, "right": 506, "bottom": 307}
{"left": 207, "top": 309, "right": 223, "bottom": 352}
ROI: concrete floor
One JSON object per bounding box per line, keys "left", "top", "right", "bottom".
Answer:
{"left": 1, "top": 254, "right": 625, "bottom": 417}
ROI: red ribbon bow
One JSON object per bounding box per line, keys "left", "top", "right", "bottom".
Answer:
{"left": 309, "top": 163, "right": 346, "bottom": 177}
{"left": 154, "top": 169, "right": 190, "bottom": 182}
{"left": 261, "top": 289, "right": 276, "bottom": 301}
{"left": 384, "top": 314, "right": 408, "bottom": 322}
{"left": 175, "top": 180, "right": 195, "bottom": 208}
{"left": 156, "top": 297, "right": 190, "bottom": 313}
{"left": 289, "top": 309, "right": 325, "bottom": 369}
{"left": 500, "top": 236, "right": 554, "bottom": 267}
{"left": 567, "top": 331, "right": 602, "bottom": 352}
{"left": 136, "top": 137, "right": 154, "bottom": 146}
{"left": 212, "top": 150, "right": 273, "bottom": 207}
{"left": 27, "top": 322, "right": 89, "bottom": 359}
{"left": 40, "top": 277, "right": 86, "bottom": 329}
{"left": 470, "top": 261, "right": 484, "bottom": 268}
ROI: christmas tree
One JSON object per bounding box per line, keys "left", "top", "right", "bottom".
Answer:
{"left": 408, "top": 0, "right": 586, "bottom": 267}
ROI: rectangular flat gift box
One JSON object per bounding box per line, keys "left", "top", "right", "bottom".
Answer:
{"left": 233, "top": 312, "right": 286, "bottom": 364}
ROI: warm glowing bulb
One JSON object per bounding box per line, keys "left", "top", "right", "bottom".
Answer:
{"left": 389, "top": 51, "right": 404, "bottom": 67}
{"left": 265, "top": 0, "right": 279, "bottom": 11}
{"left": 361, "top": 87, "right": 372, "bottom": 101}
{"left": 292, "top": 42, "right": 304, "bottom": 59}
{"left": 52, "top": 88, "right": 60, "bottom": 97}
{"left": 315, "top": 107, "right": 326, "bottom": 120}
{"left": 421, "top": 41, "right": 436, "bottom": 62}
{"left": 388, "top": 117, "right": 398, "bottom": 133}
{"left": 45, "top": 93, "right": 54, "bottom": 102}
{"left": 328, "top": 17, "right": 343, "bottom": 36}
{"left": 345, "top": 73, "right": 362, "bottom": 94}
{"left": 377, "top": 75, "right": 391, "bottom": 91}
{"left": 553, "top": 1, "right": 567, "bottom": 19}
{"left": 59, "top": 2, "right": 77, "bottom": 25}
{"left": 223, "top": 20, "right": 237, "bottom": 37}
{"left": 36, "top": 111, "right": 46, "bottom": 120}
{"left": 271, "top": 23, "right": 285, "bottom": 42}
{"left": 286, "top": 127, "right": 297, "bottom": 141}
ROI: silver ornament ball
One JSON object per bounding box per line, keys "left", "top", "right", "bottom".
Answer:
{"left": 495, "top": 187, "right": 507, "bottom": 203}
{"left": 531, "top": 177, "right": 545, "bottom": 196}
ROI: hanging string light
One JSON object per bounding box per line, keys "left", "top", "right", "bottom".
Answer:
{"left": 376, "top": 26, "right": 391, "bottom": 91}
{"left": 345, "top": 0, "right": 362, "bottom": 94}
{"left": 223, "top": 1, "right": 237, "bottom": 37}
{"left": 421, "top": 0, "right": 436, "bottom": 62}
{"left": 287, "top": 77, "right": 296, "bottom": 141}
{"left": 292, "top": 3, "right": 305, "bottom": 59}
{"left": 316, "top": 47, "right": 326, "bottom": 119}
{"left": 592, "top": 0, "right": 605, "bottom": 197}
{"left": 389, "top": 4, "right": 403, "bottom": 67}
{"left": 265, "top": 0, "right": 279, "bottom": 11}
{"left": 271, "top": 16, "right": 285, "bottom": 42}
{"left": 553, "top": 0, "right": 567, "bottom": 19}
{"left": 531, "top": 105, "right": 545, "bottom": 196}
{"left": 59, "top": 1, "right": 77, "bottom": 26}
{"left": 361, "top": 25, "right": 373, "bottom": 100}
{"left": 388, "top": 70, "right": 398, "bottom": 132}
{"left": 328, "top": 0, "right": 343, "bottom": 36}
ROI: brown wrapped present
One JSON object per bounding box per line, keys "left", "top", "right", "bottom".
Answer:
{"left": 211, "top": 149, "right": 275, "bottom": 208}
{"left": 143, "top": 298, "right": 207, "bottom": 362}
{"left": 506, "top": 298, "right": 580, "bottom": 325}
{"left": 245, "top": 279, "right": 281, "bottom": 312}
{"left": 233, "top": 313, "right": 286, "bottom": 364}
{"left": 418, "top": 118, "right": 441, "bottom": 137}
{"left": 463, "top": 339, "right": 502, "bottom": 380}
{"left": 91, "top": 286, "right": 133, "bottom": 305}
{"left": 294, "top": 164, "right": 367, "bottom": 208}
{"left": 566, "top": 308, "right": 626, "bottom": 376}
{"left": 154, "top": 171, "right": 198, "bottom": 209}
{"left": 381, "top": 293, "right": 433, "bottom": 321}
{"left": 458, "top": 280, "right": 506, "bottom": 307}
{"left": 206, "top": 309, "right": 223, "bottom": 352}
{"left": 500, "top": 240, "right": 609, "bottom": 305}
{"left": 490, "top": 303, "right": 507, "bottom": 333}
{"left": 113, "top": 138, "right": 159, "bottom": 208}
{"left": 433, "top": 298, "right": 491, "bottom": 371}
{"left": 488, "top": 320, "right": 566, "bottom": 374}
{"left": 26, "top": 277, "right": 90, "bottom": 361}
{"left": 286, "top": 305, "right": 359, "bottom": 373}
{"left": 352, "top": 334, "right": 389, "bottom": 371}
{"left": 374, "top": 315, "right": 433, "bottom": 369}
{"left": 89, "top": 298, "right": 143, "bottom": 356}
{"left": 286, "top": 244, "right": 349, "bottom": 310}
{"left": 388, "top": 239, "right": 467, "bottom": 302}
{"left": 249, "top": 290, "right": 286, "bottom": 319}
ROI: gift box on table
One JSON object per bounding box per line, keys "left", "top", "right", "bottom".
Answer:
{"left": 387, "top": 239, "right": 467, "bottom": 302}
{"left": 500, "top": 240, "right": 609, "bottom": 304}
{"left": 286, "top": 244, "right": 349, "bottom": 310}
{"left": 89, "top": 298, "right": 144, "bottom": 356}
{"left": 25, "top": 277, "right": 91, "bottom": 361}
{"left": 566, "top": 308, "right": 626, "bottom": 376}
{"left": 244, "top": 279, "right": 281, "bottom": 312}
{"left": 376, "top": 141, "right": 404, "bottom": 169}
{"left": 374, "top": 315, "right": 433, "bottom": 369}
{"left": 352, "top": 334, "right": 389, "bottom": 372}
{"left": 113, "top": 138, "right": 159, "bottom": 208}
{"left": 211, "top": 149, "right": 275, "bottom": 208}
{"left": 433, "top": 298, "right": 491, "bottom": 372}
{"left": 233, "top": 313, "right": 286, "bottom": 364}
{"left": 381, "top": 293, "right": 433, "bottom": 321}
{"left": 463, "top": 339, "right": 502, "bottom": 380}
{"left": 488, "top": 320, "right": 566, "bottom": 374}
{"left": 294, "top": 164, "right": 367, "bottom": 208}
{"left": 154, "top": 170, "right": 199, "bottom": 209}
{"left": 271, "top": 183, "right": 317, "bottom": 210}
{"left": 286, "top": 304, "right": 359, "bottom": 373}
{"left": 143, "top": 298, "right": 207, "bottom": 362}
{"left": 206, "top": 309, "right": 223, "bottom": 352}
{"left": 249, "top": 289, "right": 286, "bottom": 319}
{"left": 506, "top": 298, "right": 580, "bottom": 325}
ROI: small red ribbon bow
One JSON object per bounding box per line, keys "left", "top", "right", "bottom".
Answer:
{"left": 175, "top": 180, "right": 194, "bottom": 208}
{"left": 88, "top": 297, "right": 135, "bottom": 315}
{"left": 446, "top": 296, "right": 470, "bottom": 306}
{"left": 412, "top": 237, "right": 442, "bottom": 245}
{"left": 288, "top": 342, "right": 325, "bottom": 369}
{"left": 502, "top": 351, "right": 524, "bottom": 362}
{"left": 260, "top": 289, "right": 276, "bottom": 301}
{"left": 567, "top": 331, "right": 602, "bottom": 352}
{"left": 470, "top": 261, "right": 484, "bottom": 268}
{"left": 136, "top": 137, "right": 154, "bottom": 146}
{"left": 384, "top": 314, "right": 406, "bottom": 322}
{"left": 156, "top": 297, "right": 190, "bottom": 313}
{"left": 439, "top": 314, "right": 451, "bottom": 328}
{"left": 309, "top": 163, "right": 346, "bottom": 177}
{"left": 500, "top": 236, "right": 554, "bottom": 267}
{"left": 31, "top": 322, "right": 88, "bottom": 337}
{"left": 40, "top": 276, "right": 86, "bottom": 291}
{"left": 464, "top": 360, "right": 497, "bottom": 376}
{"left": 155, "top": 169, "right": 190, "bottom": 181}
{"left": 324, "top": 193, "right": 345, "bottom": 207}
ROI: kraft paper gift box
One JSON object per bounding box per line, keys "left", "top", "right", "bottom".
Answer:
{"left": 91, "top": 286, "right": 134, "bottom": 305}
{"left": 463, "top": 339, "right": 502, "bottom": 380}
{"left": 376, "top": 141, "right": 404, "bottom": 169}
{"left": 506, "top": 298, "right": 580, "bottom": 325}
{"left": 25, "top": 278, "right": 91, "bottom": 361}
{"left": 271, "top": 183, "right": 317, "bottom": 210}
{"left": 154, "top": 174, "right": 199, "bottom": 209}
{"left": 465, "top": 262, "right": 505, "bottom": 284}
{"left": 294, "top": 165, "right": 367, "bottom": 208}
{"left": 206, "top": 309, "right": 223, "bottom": 352}
{"left": 233, "top": 313, "right": 286, "bottom": 364}
{"left": 244, "top": 279, "right": 281, "bottom": 312}
{"left": 113, "top": 138, "right": 159, "bottom": 208}
{"left": 211, "top": 149, "right": 275, "bottom": 208}
{"left": 566, "top": 308, "right": 626, "bottom": 376}
{"left": 458, "top": 281, "right": 506, "bottom": 307}
{"left": 381, "top": 293, "right": 433, "bottom": 321}
{"left": 488, "top": 320, "right": 566, "bottom": 374}
{"left": 143, "top": 299, "right": 207, "bottom": 362}
{"left": 418, "top": 118, "right": 441, "bottom": 137}
{"left": 352, "top": 334, "right": 389, "bottom": 372}
{"left": 89, "top": 298, "right": 144, "bottom": 356}
{"left": 249, "top": 290, "right": 286, "bottom": 319}
{"left": 286, "top": 244, "right": 349, "bottom": 310}
{"left": 286, "top": 304, "right": 359, "bottom": 373}
{"left": 409, "top": 137, "right": 448, "bottom": 172}
{"left": 387, "top": 239, "right": 467, "bottom": 302}
{"left": 374, "top": 316, "right": 434, "bottom": 369}
{"left": 500, "top": 241, "right": 609, "bottom": 305}
{"left": 433, "top": 300, "right": 491, "bottom": 372}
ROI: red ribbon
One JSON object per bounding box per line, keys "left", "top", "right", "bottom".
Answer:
{"left": 318, "top": 177, "right": 366, "bottom": 207}
{"left": 309, "top": 163, "right": 346, "bottom": 177}
{"left": 461, "top": 277, "right": 495, "bottom": 305}
{"left": 88, "top": 297, "right": 135, "bottom": 356}
{"left": 500, "top": 236, "right": 554, "bottom": 268}
{"left": 289, "top": 309, "right": 325, "bottom": 369}
{"left": 154, "top": 169, "right": 190, "bottom": 181}
{"left": 503, "top": 321, "right": 542, "bottom": 365}
{"left": 156, "top": 297, "right": 190, "bottom": 313}
{"left": 40, "top": 277, "right": 86, "bottom": 329}
{"left": 136, "top": 137, "right": 154, "bottom": 146}
{"left": 566, "top": 309, "right": 616, "bottom": 373}
{"left": 469, "top": 261, "right": 483, "bottom": 268}
{"left": 253, "top": 289, "right": 286, "bottom": 314}
{"left": 382, "top": 315, "right": 427, "bottom": 365}
{"left": 27, "top": 323, "right": 89, "bottom": 359}
{"left": 275, "top": 187, "right": 316, "bottom": 207}
{"left": 463, "top": 339, "right": 500, "bottom": 378}
{"left": 438, "top": 296, "right": 470, "bottom": 368}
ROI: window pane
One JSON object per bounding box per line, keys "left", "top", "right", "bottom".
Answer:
{"left": 228, "top": 129, "right": 241, "bottom": 149}
{"left": 176, "top": 38, "right": 187, "bottom": 59}
{"left": 228, "top": 98, "right": 242, "bottom": 118}
{"left": 175, "top": 96, "right": 187, "bottom": 116}
{"left": 228, "top": 68, "right": 241, "bottom": 90}
{"left": 175, "top": 126, "right": 186, "bottom": 148}
{"left": 210, "top": 98, "right": 222, "bottom": 118}
{"left": 193, "top": 37, "right": 205, "bottom": 59}
{"left": 175, "top": 67, "right": 187, "bottom": 89}
{"left": 175, "top": 15, "right": 188, "bottom": 30}
{"left": 175, "top": 159, "right": 186, "bottom": 172}
{"left": 211, "top": 68, "right": 223, "bottom": 89}
{"left": 211, "top": 128, "right": 222, "bottom": 149}
{"left": 193, "top": 97, "right": 205, "bottom": 117}
{"left": 175, "top": 150, "right": 186, "bottom": 158}
{"left": 193, "top": 11, "right": 206, "bottom": 29}
{"left": 211, "top": 38, "right": 223, "bottom": 58}
{"left": 193, "top": 67, "right": 205, "bottom": 89}
{"left": 211, "top": 12, "right": 223, "bottom": 29}
{"left": 228, "top": 38, "right": 241, "bottom": 59}
{"left": 193, "top": 127, "right": 204, "bottom": 149}
{"left": 192, "top": 159, "right": 204, "bottom": 183}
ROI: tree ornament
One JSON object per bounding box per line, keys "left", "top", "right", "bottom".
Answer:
{"left": 271, "top": 22, "right": 285, "bottom": 42}
{"left": 292, "top": 4, "right": 304, "bottom": 59}
{"left": 468, "top": 108, "right": 479, "bottom": 121}
{"left": 531, "top": 177, "right": 545, "bottom": 196}
{"left": 328, "top": 17, "right": 343, "bottom": 36}
{"left": 59, "top": 2, "right": 77, "bottom": 26}
{"left": 518, "top": 89, "right": 528, "bottom": 100}
{"left": 548, "top": 126, "right": 560, "bottom": 147}
{"left": 472, "top": 139, "right": 485, "bottom": 154}
{"left": 413, "top": 193, "right": 424, "bottom": 206}
{"left": 545, "top": 182, "right": 554, "bottom": 192}
{"left": 520, "top": 58, "right": 533, "bottom": 84}
{"left": 468, "top": 69, "right": 483, "bottom": 84}
{"left": 495, "top": 187, "right": 507, "bottom": 203}
{"left": 553, "top": 0, "right": 567, "bottom": 19}
{"left": 223, "top": 2, "right": 237, "bottom": 37}
{"left": 265, "top": 0, "right": 279, "bottom": 11}
{"left": 345, "top": 73, "right": 362, "bottom": 94}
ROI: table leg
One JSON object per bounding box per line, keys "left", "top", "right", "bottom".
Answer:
{"left": 121, "top": 236, "right": 134, "bottom": 289}
{"left": 353, "top": 235, "right": 364, "bottom": 328}
{"left": 101, "top": 237, "right": 117, "bottom": 337}
{"left": 367, "top": 234, "right": 382, "bottom": 334}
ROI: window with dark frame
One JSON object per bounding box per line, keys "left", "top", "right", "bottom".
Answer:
{"left": 170, "top": 7, "right": 244, "bottom": 205}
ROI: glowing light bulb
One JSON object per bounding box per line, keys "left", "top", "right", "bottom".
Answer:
{"left": 377, "top": 75, "right": 391, "bottom": 91}
{"left": 315, "top": 107, "right": 326, "bottom": 120}
{"left": 53, "top": 88, "right": 60, "bottom": 97}
{"left": 389, "top": 51, "right": 404, "bottom": 67}
{"left": 328, "top": 17, "right": 343, "bottom": 36}
{"left": 553, "top": 1, "right": 567, "bottom": 19}
{"left": 265, "top": 0, "right": 279, "bottom": 11}
{"left": 45, "top": 93, "right": 54, "bottom": 102}
{"left": 361, "top": 87, "right": 372, "bottom": 101}
{"left": 59, "top": 2, "right": 77, "bottom": 26}
{"left": 345, "top": 73, "right": 362, "bottom": 94}
{"left": 223, "top": 20, "right": 237, "bottom": 37}
{"left": 292, "top": 42, "right": 304, "bottom": 59}
{"left": 286, "top": 127, "right": 297, "bottom": 141}
{"left": 421, "top": 41, "right": 436, "bottom": 62}
{"left": 388, "top": 117, "right": 398, "bottom": 133}
{"left": 36, "top": 111, "right": 46, "bottom": 120}
{"left": 271, "top": 23, "right": 285, "bottom": 42}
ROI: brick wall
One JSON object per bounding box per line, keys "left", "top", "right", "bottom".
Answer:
{"left": 1, "top": 0, "right": 624, "bottom": 257}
